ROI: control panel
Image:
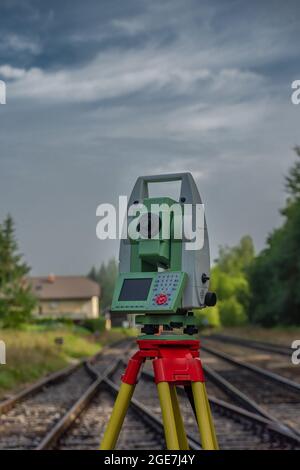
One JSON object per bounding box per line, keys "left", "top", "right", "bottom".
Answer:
{"left": 111, "top": 271, "right": 187, "bottom": 313}
{"left": 150, "top": 272, "right": 182, "bottom": 308}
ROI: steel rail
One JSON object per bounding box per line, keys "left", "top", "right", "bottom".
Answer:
{"left": 203, "top": 363, "right": 281, "bottom": 423}
{"left": 209, "top": 395, "right": 300, "bottom": 447}
{"left": 38, "top": 350, "right": 201, "bottom": 450}
{"left": 0, "top": 362, "right": 82, "bottom": 414}
{"left": 204, "top": 334, "right": 291, "bottom": 356}
{"left": 201, "top": 344, "right": 300, "bottom": 393}
{"left": 36, "top": 360, "right": 121, "bottom": 450}
{"left": 139, "top": 368, "right": 300, "bottom": 448}
{"left": 37, "top": 341, "right": 135, "bottom": 450}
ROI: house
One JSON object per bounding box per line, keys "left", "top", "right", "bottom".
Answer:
{"left": 29, "top": 274, "right": 100, "bottom": 319}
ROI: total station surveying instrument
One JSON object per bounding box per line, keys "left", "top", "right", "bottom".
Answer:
{"left": 100, "top": 173, "right": 219, "bottom": 450}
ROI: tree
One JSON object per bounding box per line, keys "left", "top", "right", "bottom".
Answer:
{"left": 248, "top": 147, "right": 300, "bottom": 325}
{"left": 285, "top": 146, "right": 300, "bottom": 199}
{"left": 194, "top": 305, "right": 220, "bottom": 328}
{"left": 195, "top": 236, "right": 254, "bottom": 327}
{"left": 87, "top": 266, "right": 98, "bottom": 283}
{"left": 0, "top": 215, "right": 36, "bottom": 327}
{"left": 88, "top": 258, "right": 118, "bottom": 310}
{"left": 216, "top": 235, "right": 254, "bottom": 274}
{"left": 209, "top": 236, "right": 254, "bottom": 326}
{"left": 218, "top": 297, "right": 247, "bottom": 326}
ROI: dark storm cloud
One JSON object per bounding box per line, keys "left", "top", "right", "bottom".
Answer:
{"left": 0, "top": 0, "right": 175, "bottom": 69}
{"left": 0, "top": 0, "right": 299, "bottom": 274}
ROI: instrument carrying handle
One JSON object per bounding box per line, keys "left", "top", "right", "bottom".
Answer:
{"left": 141, "top": 173, "right": 189, "bottom": 184}
{"left": 130, "top": 172, "right": 201, "bottom": 204}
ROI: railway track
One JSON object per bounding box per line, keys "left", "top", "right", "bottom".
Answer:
{"left": 55, "top": 366, "right": 201, "bottom": 450}
{"left": 53, "top": 356, "right": 300, "bottom": 450}
{"left": 201, "top": 339, "right": 300, "bottom": 386}
{"left": 119, "top": 361, "right": 300, "bottom": 450}
{"left": 0, "top": 340, "right": 132, "bottom": 450}
{"left": 199, "top": 343, "right": 300, "bottom": 437}
{"left": 0, "top": 338, "right": 199, "bottom": 451}
{"left": 206, "top": 334, "right": 291, "bottom": 356}
{"left": 56, "top": 387, "right": 164, "bottom": 450}
{"left": 202, "top": 335, "right": 299, "bottom": 383}
{"left": 1, "top": 336, "right": 299, "bottom": 450}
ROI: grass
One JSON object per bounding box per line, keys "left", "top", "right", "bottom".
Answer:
{"left": 0, "top": 326, "right": 134, "bottom": 399}
{"left": 202, "top": 325, "right": 300, "bottom": 346}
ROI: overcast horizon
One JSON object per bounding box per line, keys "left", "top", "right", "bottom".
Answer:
{"left": 0, "top": 0, "right": 299, "bottom": 276}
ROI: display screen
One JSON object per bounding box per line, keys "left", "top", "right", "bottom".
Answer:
{"left": 118, "top": 278, "right": 152, "bottom": 301}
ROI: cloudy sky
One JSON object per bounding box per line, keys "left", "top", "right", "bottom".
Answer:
{"left": 0, "top": 0, "right": 299, "bottom": 275}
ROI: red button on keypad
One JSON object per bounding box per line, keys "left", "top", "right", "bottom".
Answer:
{"left": 155, "top": 294, "right": 168, "bottom": 305}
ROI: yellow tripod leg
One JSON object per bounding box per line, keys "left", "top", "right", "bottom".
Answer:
{"left": 203, "top": 383, "right": 219, "bottom": 449}
{"left": 100, "top": 382, "right": 135, "bottom": 450}
{"left": 191, "top": 381, "right": 218, "bottom": 450}
{"left": 169, "top": 385, "right": 189, "bottom": 450}
{"left": 157, "top": 382, "right": 180, "bottom": 450}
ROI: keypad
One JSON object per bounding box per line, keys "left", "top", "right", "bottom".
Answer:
{"left": 151, "top": 272, "right": 181, "bottom": 308}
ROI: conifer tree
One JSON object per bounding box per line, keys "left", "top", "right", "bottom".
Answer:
{"left": 0, "top": 215, "right": 36, "bottom": 327}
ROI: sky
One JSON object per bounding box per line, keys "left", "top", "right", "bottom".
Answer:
{"left": 0, "top": 0, "right": 299, "bottom": 275}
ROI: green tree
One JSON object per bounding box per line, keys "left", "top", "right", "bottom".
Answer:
{"left": 87, "top": 266, "right": 98, "bottom": 283}
{"left": 194, "top": 305, "right": 220, "bottom": 328}
{"left": 195, "top": 236, "right": 254, "bottom": 328}
{"left": 209, "top": 236, "right": 254, "bottom": 326}
{"left": 88, "top": 258, "right": 118, "bottom": 310}
{"left": 0, "top": 215, "right": 36, "bottom": 327}
{"left": 218, "top": 297, "right": 247, "bottom": 326}
{"left": 248, "top": 147, "right": 300, "bottom": 326}
{"left": 217, "top": 235, "right": 254, "bottom": 274}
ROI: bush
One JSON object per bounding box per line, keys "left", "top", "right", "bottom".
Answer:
{"left": 194, "top": 306, "right": 220, "bottom": 328}
{"left": 27, "top": 317, "right": 74, "bottom": 331}
{"left": 80, "top": 317, "right": 105, "bottom": 333}
{"left": 218, "top": 297, "right": 247, "bottom": 326}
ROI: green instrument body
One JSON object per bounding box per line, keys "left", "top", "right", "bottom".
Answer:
{"left": 112, "top": 271, "right": 187, "bottom": 314}
{"left": 110, "top": 173, "right": 215, "bottom": 338}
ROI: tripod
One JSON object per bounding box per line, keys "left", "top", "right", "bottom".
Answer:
{"left": 100, "top": 338, "right": 219, "bottom": 450}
